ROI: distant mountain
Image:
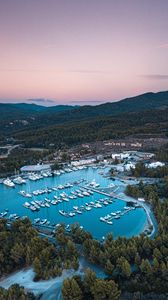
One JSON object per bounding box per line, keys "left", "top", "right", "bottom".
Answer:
{"left": 54, "top": 91, "right": 168, "bottom": 122}
{"left": 0, "top": 103, "right": 77, "bottom": 122}
{"left": 28, "top": 91, "right": 168, "bottom": 127}
{"left": 0, "top": 91, "right": 168, "bottom": 136}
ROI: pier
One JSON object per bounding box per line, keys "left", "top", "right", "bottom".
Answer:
{"left": 84, "top": 186, "right": 131, "bottom": 202}
{"left": 84, "top": 186, "right": 156, "bottom": 238}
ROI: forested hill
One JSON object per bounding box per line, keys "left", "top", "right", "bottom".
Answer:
{"left": 0, "top": 103, "right": 76, "bottom": 122}
{"left": 1, "top": 91, "right": 168, "bottom": 124}
{"left": 58, "top": 91, "right": 168, "bottom": 119}
{"left": 12, "top": 107, "right": 168, "bottom": 148}
{"left": 0, "top": 91, "right": 168, "bottom": 138}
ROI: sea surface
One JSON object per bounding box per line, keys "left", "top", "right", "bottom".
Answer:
{"left": 0, "top": 166, "right": 147, "bottom": 240}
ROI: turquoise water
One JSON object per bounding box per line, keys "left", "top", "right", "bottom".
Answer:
{"left": 0, "top": 166, "right": 147, "bottom": 240}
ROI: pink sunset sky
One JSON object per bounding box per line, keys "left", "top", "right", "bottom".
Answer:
{"left": 0, "top": 0, "right": 168, "bottom": 105}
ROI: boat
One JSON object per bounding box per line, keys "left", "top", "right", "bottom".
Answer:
{"left": 23, "top": 202, "right": 30, "bottom": 208}
{"left": 69, "top": 212, "right": 76, "bottom": 217}
{"left": 3, "top": 178, "right": 15, "bottom": 188}
{"left": 106, "top": 220, "right": 113, "bottom": 225}
{"left": 40, "top": 219, "right": 47, "bottom": 225}
{"left": 96, "top": 203, "right": 102, "bottom": 208}
{"left": 0, "top": 212, "right": 7, "bottom": 217}
{"left": 138, "top": 198, "right": 145, "bottom": 202}
{"left": 34, "top": 218, "right": 40, "bottom": 223}
{"left": 62, "top": 197, "right": 69, "bottom": 202}
{"left": 103, "top": 201, "right": 109, "bottom": 205}
{"left": 77, "top": 193, "right": 84, "bottom": 198}
{"left": 19, "top": 190, "right": 32, "bottom": 198}
{"left": 82, "top": 191, "right": 90, "bottom": 196}
{"left": 85, "top": 206, "right": 92, "bottom": 211}
{"left": 30, "top": 205, "right": 37, "bottom": 211}
{"left": 59, "top": 210, "right": 68, "bottom": 217}
{"left": 13, "top": 176, "right": 26, "bottom": 185}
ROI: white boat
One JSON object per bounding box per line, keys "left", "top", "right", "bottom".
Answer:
{"left": 73, "top": 206, "right": 78, "bottom": 210}
{"left": 59, "top": 210, "right": 68, "bottom": 217}
{"left": 30, "top": 205, "right": 37, "bottom": 211}
{"left": 77, "top": 193, "right": 84, "bottom": 198}
{"left": 96, "top": 203, "right": 102, "bottom": 208}
{"left": 138, "top": 197, "right": 145, "bottom": 202}
{"left": 106, "top": 220, "right": 113, "bottom": 225}
{"left": 23, "top": 202, "right": 30, "bottom": 208}
{"left": 40, "top": 219, "right": 47, "bottom": 225}
{"left": 69, "top": 212, "right": 75, "bottom": 217}
{"left": 3, "top": 178, "right": 15, "bottom": 188}
{"left": 0, "top": 212, "right": 7, "bottom": 217}
{"left": 83, "top": 191, "right": 90, "bottom": 196}
{"left": 13, "top": 176, "right": 26, "bottom": 185}
{"left": 34, "top": 218, "right": 40, "bottom": 223}
{"left": 85, "top": 206, "right": 92, "bottom": 211}
{"left": 19, "top": 190, "right": 32, "bottom": 198}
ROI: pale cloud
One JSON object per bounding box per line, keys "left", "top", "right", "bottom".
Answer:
{"left": 140, "top": 74, "right": 168, "bottom": 80}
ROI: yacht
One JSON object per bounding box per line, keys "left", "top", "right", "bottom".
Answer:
{"left": 106, "top": 220, "right": 113, "bottom": 225}
{"left": 59, "top": 210, "right": 68, "bottom": 217}
{"left": 40, "top": 219, "right": 47, "bottom": 225}
{"left": 19, "top": 190, "right": 32, "bottom": 198}
{"left": 34, "top": 218, "right": 40, "bottom": 223}
{"left": 69, "top": 212, "right": 76, "bottom": 217}
{"left": 23, "top": 202, "right": 30, "bottom": 208}
{"left": 3, "top": 178, "right": 15, "bottom": 188}
{"left": 13, "top": 176, "right": 26, "bottom": 185}
{"left": 85, "top": 206, "right": 92, "bottom": 211}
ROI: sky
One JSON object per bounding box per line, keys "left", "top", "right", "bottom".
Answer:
{"left": 0, "top": 0, "right": 168, "bottom": 105}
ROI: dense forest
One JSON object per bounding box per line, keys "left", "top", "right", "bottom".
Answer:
{"left": 130, "top": 162, "right": 168, "bottom": 178}
{"left": 0, "top": 218, "right": 80, "bottom": 280}
{"left": 8, "top": 107, "right": 168, "bottom": 149}
{"left": 0, "top": 284, "right": 35, "bottom": 300}
{"left": 0, "top": 178, "right": 168, "bottom": 299}
{"left": 61, "top": 187, "right": 168, "bottom": 299}
{"left": 0, "top": 91, "right": 168, "bottom": 148}
{"left": 0, "top": 148, "right": 52, "bottom": 176}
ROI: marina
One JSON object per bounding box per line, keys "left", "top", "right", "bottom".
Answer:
{"left": 0, "top": 164, "right": 151, "bottom": 240}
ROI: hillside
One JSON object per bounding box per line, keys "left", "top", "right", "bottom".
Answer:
{"left": 0, "top": 91, "right": 168, "bottom": 145}
{"left": 12, "top": 107, "right": 168, "bottom": 148}
{"left": 1, "top": 91, "right": 168, "bottom": 129}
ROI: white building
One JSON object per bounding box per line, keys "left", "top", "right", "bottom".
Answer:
{"left": 124, "top": 162, "right": 136, "bottom": 171}
{"left": 20, "top": 164, "right": 51, "bottom": 173}
{"left": 71, "top": 158, "right": 96, "bottom": 167}
{"left": 112, "top": 152, "right": 130, "bottom": 160}
{"left": 147, "top": 161, "right": 165, "bottom": 169}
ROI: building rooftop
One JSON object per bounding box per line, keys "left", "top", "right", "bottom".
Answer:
{"left": 20, "top": 164, "right": 51, "bottom": 172}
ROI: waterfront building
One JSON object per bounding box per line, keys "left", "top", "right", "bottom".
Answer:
{"left": 20, "top": 164, "right": 51, "bottom": 174}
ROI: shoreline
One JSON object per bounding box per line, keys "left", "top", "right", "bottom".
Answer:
{"left": 0, "top": 257, "right": 106, "bottom": 298}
